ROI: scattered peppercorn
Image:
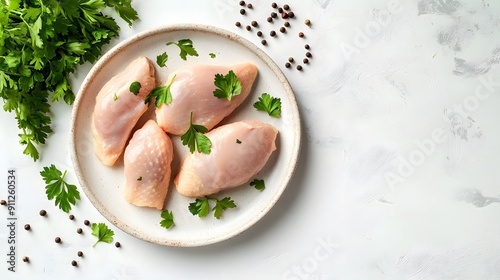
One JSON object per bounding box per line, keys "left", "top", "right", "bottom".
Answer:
{"left": 235, "top": 21, "right": 241, "bottom": 27}
{"left": 272, "top": 2, "right": 277, "bottom": 8}
{"left": 239, "top": 0, "right": 245, "bottom": 6}
{"left": 284, "top": 22, "right": 290, "bottom": 27}
{"left": 278, "top": 7, "right": 283, "bottom": 13}
{"left": 288, "top": 57, "right": 294, "bottom": 62}
{"left": 285, "top": 62, "right": 291, "bottom": 68}
{"left": 270, "top": 30, "right": 276, "bottom": 36}
{"left": 271, "top": 12, "right": 277, "bottom": 18}
{"left": 281, "top": 12, "right": 288, "bottom": 19}
{"left": 280, "top": 27, "right": 286, "bottom": 33}
{"left": 77, "top": 251, "right": 83, "bottom": 257}
{"left": 297, "top": 65, "right": 303, "bottom": 71}
{"left": 115, "top": 242, "right": 121, "bottom": 248}
{"left": 246, "top": 25, "right": 251, "bottom": 31}
{"left": 303, "top": 58, "right": 309, "bottom": 64}
{"left": 39, "top": 210, "right": 46, "bottom": 216}
{"left": 305, "top": 44, "right": 310, "bottom": 49}
{"left": 84, "top": 220, "right": 90, "bottom": 226}
{"left": 240, "top": 9, "right": 246, "bottom": 15}
{"left": 257, "top": 31, "right": 263, "bottom": 37}
{"left": 0, "top": 199, "right": 6, "bottom": 206}
{"left": 283, "top": 4, "right": 290, "bottom": 10}
{"left": 267, "top": 17, "right": 273, "bottom": 22}
{"left": 71, "top": 260, "right": 77, "bottom": 267}
{"left": 55, "top": 237, "right": 61, "bottom": 243}
{"left": 304, "top": 19, "right": 311, "bottom": 26}
{"left": 299, "top": 32, "right": 305, "bottom": 38}
{"left": 69, "top": 214, "right": 75, "bottom": 220}
{"left": 261, "top": 39, "right": 267, "bottom": 45}
{"left": 251, "top": 21, "right": 258, "bottom": 27}
{"left": 76, "top": 228, "right": 83, "bottom": 234}
{"left": 306, "top": 52, "right": 312, "bottom": 58}
{"left": 288, "top": 12, "right": 295, "bottom": 18}
{"left": 247, "top": 3, "right": 253, "bottom": 9}
{"left": 22, "top": 256, "right": 29, "bottom": 263}
{"left": 24, "top": 224, "right": 31, "bottom": 231}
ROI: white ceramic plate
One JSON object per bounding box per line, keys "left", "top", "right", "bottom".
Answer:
{"left": 70, "top": 24, "right": 301, "bottom": 247}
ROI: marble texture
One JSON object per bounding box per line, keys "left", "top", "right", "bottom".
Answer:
{"left": 1, "top": 0, "right": 500, "bottom": 279}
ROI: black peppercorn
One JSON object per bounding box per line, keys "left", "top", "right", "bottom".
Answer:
{"left": 251, "top": 21, "right": 258, "bottom": 27}
{"left": 71, "top": 260, "right": 77, "bottom": 267}
{"left": 284, "top": 22, "right": 290, "bottom": 27}
{"left": 76, "top": 228, "right": 83, "bottom": 234}
{"left": 240, "top": 9, "right": 246, "bottom": 15}
{"left": 304, "top": 19, "right": 311, "bottom": 25}
{"left": 247, "top": 3, "right": 253, "bottom": 9}
{"left": 305, "top": 44, "right": 310, "bottom": 49}
{"left": 271, "top": 12, "right": 277, "bottom": 18}
{"left": 288, "top": 57, "right": 294, "bottom": 62}
{"left": 299, "top": 32, "right": 305, "bottom": 38}
{"left": 239, "top": 1, "right": 245, "bottom": 6}
{"left": 39, "top": 210, "right": 46, "bottom": 216}
{"left": 303, "top": 58, "right": 309, "bottom": 64}
{"left": 267, "top": 17, "right": 273, "bottom": 22}
{"left": 285, "top": 62, "right": 291, "bottom": 68}
{"left": 84, "top": 220, "right": 90, "bottom": 226}
{"left": 257, "top": 31, "right": 263, "bottom": 37}
{"left": 115, "top": 242, "right": 121, "bottom": 248}
{"left": 246, "top": 25, "right": 251, "bottom": 31}
{"left": 55, "top": 237, "right": 61, "bottom": 243}
{"left": 280, "top": 27, "right": 286, "bottom": 33}
{"left": 69, "top": 214, "right": 75, "bottom": 220}
{"left": 297, "top": 65, "right": 303, "bottom": 71}
{"left": 23, "top": 256, "right": 29, "bottom": 263}
{"left": 235, "top": 21, "right": 241, "bottom": 27}
{"left": 306, "top": 52, "right": 312, "bottom": 58}
{"left": 272, "top": 2, "right": 277, "bottom": 8}
{"left": 283, "top": 4, "right": 290, "bottom": 10}
{"left": 278, "top": 7, "right": 283, "bottom": 13}
{"left": 24, "top": 224, "right": 31, "bottom": 231}
{"left": 0, "top": 200, "right": 6, "bottom": 206}
{"left": 270, "top": 30, "right": 276, "bottom": 37}
{"left": 261, "top": 40, "right": 267, "bottom": 45}
{"left": 77, "top": 251, "right": 83, "bottom": 257}
{"left": 288, "top": 12, "right": 295, "bottom": 18}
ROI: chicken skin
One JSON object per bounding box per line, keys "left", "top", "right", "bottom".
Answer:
{"left": 156, "top": 63, "right": 258, "bottom": 135}
{"left": 92, "top": 56, "right": 156, "bottom": 166}
{"left": 174, "top": 119, "right": 278, "bottom": 197}
{"left": 123, "top": 120, "right": 173, "bottom": 209}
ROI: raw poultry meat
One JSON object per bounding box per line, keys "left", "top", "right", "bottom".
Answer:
{"left": 156, "top": 63, "right": 258, "bottom": 135}
{"left": 123, "top": 120, "right": 173, "bottom": 209}
{"left": 92, "top": 56, "right": 156, "bottom": 166}
{"left": 175, "top": 119, "right": 278, "bottom": 197}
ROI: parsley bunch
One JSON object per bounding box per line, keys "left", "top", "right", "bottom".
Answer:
{"left": 0, "top": 0, "right": 138, "bottom": 161}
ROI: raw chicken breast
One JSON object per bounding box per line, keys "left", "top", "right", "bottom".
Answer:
{"left": 124, "top": 120, "right": 173, "bottom": 209}
{"left": 175, "top": 119, "right": 278, "bottom": 197}
{"left": 156, "top": 63, "right": 258, "bottom": 135}
{"left": 92, "top": 56, "right": 156, "bottom": 166}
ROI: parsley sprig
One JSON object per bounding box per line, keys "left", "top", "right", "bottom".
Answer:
{"left": 253, "top": 93, "right": 282, "bottom": 117}
{"left": 166, "top": 39, "right": 199, "bottom": 60}
{"left": 40, "top": 164, "right": 80, "bottom": 213}
{"left": 250, "top": 179, "right": 266, "bottom": 191}
{"left": 91, "top": 223, "right": 115, "bottom": 247}
{"left": 145, "top": 75, "right": 176, "bottom": 107}
{"left": 0, "top": 0, "right": 139, "bottom": 161}
{"left": 213, "top": 70, "right": 242, "bottom": 101}
{"left": 181, "top": 112, "right": 212, "bottom": 154}
{"left": 189, "top": 197, "right": 237, "bottom": 219}
{"left": 160, "top": 210, "right": 175, "bottom": 229}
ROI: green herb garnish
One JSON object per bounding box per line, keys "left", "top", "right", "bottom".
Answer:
{"left": 159, "top": 210, "right": 175, "bottom": 229}
{"left": 213, "top": 70, "right": 242, "bottom": 101}
{"left": 145, "top": 75, "right": 176, "bottom": 107}
{"left": 181, "top": 112, "right": 212, "bottom": 154}
{"left": 189, "top": 197, "right": 236, "bottom": 219}
{"left": 40, "top": 164, "right": 80, "bottom": 213}
{"left": 91, "top": 223, "right": 114, "bottom": 247}
{"left": 250, "top": 179, "right": 266, "bottom": 191}
{"left": 166, "top": 39, "right": 199, "bottom": 60}
{"left": 253, "top": 93, "right": 282, "bottom": 117}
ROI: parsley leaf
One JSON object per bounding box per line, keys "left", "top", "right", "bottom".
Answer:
{"left": 160, "top": 210, "right": 175, "bottom": 229}
{"left": 103, "top": 0, "right": 139, "bottom": 26}
{"left": 181, "top": 112, "right": 212, "bottom": 154}
{"left": 156, "top": 52, "right": 168, "bottom": 67}
{"left": 129, "top": 81, "right": 141, "bottom": 95}
{"left": 189, "top": 198, "right": 210, "bottom": 217}
{"left": 166, "top": 39, "right": 199, "bottom": 60}
{"left": 250, "top": 179, "right": 266, "bottom": 191}
{"left": 236, "top": 139, "right": 242, "bottom": 144}
{"left": 137, "top": 176, "right": 142, "bottom": 181}
{"left": 91, "top": 223, "right": 115, "bottom": 247}
{"left": 40, "top": 164, "right": 81, "bottom": 213}
{"left": 113, "top": 93, "right": 118, "bottom": 101}
{"left": 213, "top": 70, "right": 242, "bottom": 101}
{"left": 253, "top": 93, "right": 282, "bottom": 117}
{"left": 145, "top": 75, "right": 176, "bottom": 107}
{"left": 209, "top": 53, "right": 216, "bottom": 59}
{"left": 212, "top": 197, "right": 237, "bottom": 219}
{"left": 189, "top": 197, "right": 237, "bottom": 219}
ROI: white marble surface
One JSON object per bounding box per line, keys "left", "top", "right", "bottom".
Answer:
{"left": 1, "top": 0, "right": 500, "bottom": 279}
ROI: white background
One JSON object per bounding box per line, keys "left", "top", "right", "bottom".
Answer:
{"left": 2, "top": 0, "right": 500, "bottom": 279}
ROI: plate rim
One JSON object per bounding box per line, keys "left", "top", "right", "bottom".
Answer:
{"left": 69, "top": 23, "right": 302, "bottom": 247}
